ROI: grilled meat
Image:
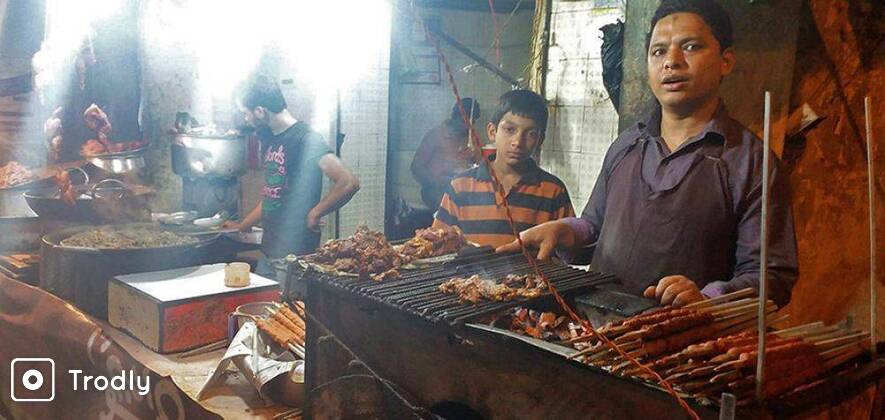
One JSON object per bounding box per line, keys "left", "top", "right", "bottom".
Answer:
{"left": 0, "top": 161, "right": 36, "bottom": 188}
{"left": 306, "top": 224, "right": 405, "bottom": 281}
{"left": 399, "top": 225, "right": 467, "bottom": 259}
{"left": 439, "top": 273, "right": 546, "bottom": 303}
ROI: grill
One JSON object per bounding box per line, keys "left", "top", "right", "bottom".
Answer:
{"left": 299, "top": 248, "right": 885, "bottom": 419}
{"left": 291, "top": 249, "right": 617, "bottom": 326}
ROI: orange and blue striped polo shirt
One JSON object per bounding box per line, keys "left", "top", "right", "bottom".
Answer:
{"left": 433, "top": 159, "right": 575, "bottom": 248}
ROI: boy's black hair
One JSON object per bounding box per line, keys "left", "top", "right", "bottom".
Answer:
{"left": 645, "top": 0, "right": 734, "bottom": 52}
{"left": 452, "top": 98, "right": 481, "bottom": 121}
{"left": 489, "top": 89, "right": 548, "bottom": 133}
{"left": 237, "top": 74, "right": 287, "bottom": 113}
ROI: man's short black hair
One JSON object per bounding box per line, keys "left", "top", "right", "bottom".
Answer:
{"left": 490, "top": 89, "right": 548, "bottom": 133}
{"left": 452, "top": 98, "right": 481, "bottom": 121}
{"left": 646, "top": 0, "right": 734, "bottom": 52}
{"left": 237, "top": 74, "right": 287, "bottom": 113}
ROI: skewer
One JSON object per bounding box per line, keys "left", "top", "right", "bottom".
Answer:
{"left": 813, "top": 332, "right": 869, "bottom": 350}
{"left": 177, "top": 339, "right": 228, "bottom": 359}
{"left": 864, "top": 96, "right": 878, "bottom": 357}
{"left": 685, "top": 288, "right": 756, "bottom": 309}
{"left": 699, "top": 297, "right": 757, "bottom": 314}
{"left": 288, "top": 343, "right": 306, "bottom": 359}
{"left": 756, "top": 90, "right": 772, "bottom": 402}
{"left": 775, "top": 321, "right": 828, "bottom": 337}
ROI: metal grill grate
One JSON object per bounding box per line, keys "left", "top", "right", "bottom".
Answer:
{"left": 295, "top": 249, "right": 618, "bottom": 326}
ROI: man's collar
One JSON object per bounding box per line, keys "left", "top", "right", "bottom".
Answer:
{"left": 638, "top": 102, "right": 732, "bottom": 146}
{"left": 477, "top": 154, "right": 542, "bottom": 184}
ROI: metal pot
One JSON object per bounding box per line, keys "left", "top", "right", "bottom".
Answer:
{"left": 172, "top": 134, "right": 246, "bottom": 178}
{"left": 23, "top": 180, "right": 154, "bottom": 223}
{"left": 40, "top": 223, "right": 222, "bottom": 319}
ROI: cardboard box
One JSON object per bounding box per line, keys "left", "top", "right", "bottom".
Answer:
{"left": 109, "top": 264, "right": 278, "bottom": 353}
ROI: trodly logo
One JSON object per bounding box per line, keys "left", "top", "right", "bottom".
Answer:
{"left": 10, "top": 358, "right": 55, "bottom": 402}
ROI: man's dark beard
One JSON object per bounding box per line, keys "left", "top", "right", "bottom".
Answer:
{"left": 255, "top": 125, "right": 274, "bottom": 139}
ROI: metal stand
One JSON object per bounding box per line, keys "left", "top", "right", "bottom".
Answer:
{"left": 755, "top": 91, "right": 772, "bottom": 402}
{"left": 865, "top": 96, "right": 878, "bottom": 356}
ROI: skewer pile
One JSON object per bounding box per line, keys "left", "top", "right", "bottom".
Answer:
{"left": 638, "top": 322, "right": 868, "bottom": 405}
{"left": 566, "top": 289, "right": 777, "bottom": 366}
{"left": 256, "top": 301, "right": 307, "bottom": 359}
{"left": 559, "top": 289, "right": 870, "bottom": 405}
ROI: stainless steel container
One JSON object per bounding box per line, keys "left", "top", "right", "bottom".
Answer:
{"left": 172, "top": 134, "right": 246, "bottom": 178}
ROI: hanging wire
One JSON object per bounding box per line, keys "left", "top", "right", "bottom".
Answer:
{"left": 487, "top": 0, "right": 503, "bottom": 69}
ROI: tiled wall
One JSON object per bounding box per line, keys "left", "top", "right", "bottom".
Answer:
{"left": 388, "top": 7, "right": 535, "bottom": 209}
{"left": 540, "top": 0, "right": 624, "bottom": 214}
{"left": 336, "top": 47, "right": 391, "bottom": 236}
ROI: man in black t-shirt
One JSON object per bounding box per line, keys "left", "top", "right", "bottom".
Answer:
{"left": 225, "top": 75, "right": 360, "bottom": 272}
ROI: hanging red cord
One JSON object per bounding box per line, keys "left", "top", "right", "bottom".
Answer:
{"left": 410, "top": 3, "right": 699, "bottom": 419}
{"left": 487, "top": 0, "right": 503, "bottom": 69}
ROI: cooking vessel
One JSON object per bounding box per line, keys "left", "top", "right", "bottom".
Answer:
{"left": 23, "top": 178, "right": 154, "bottom": 223}
{"left": 40, "top": 223, "right": 223, "bottom": 319}
{"left": 82, "top": 144, "right": 149, "bottom": 174}
{"left": 172, "top": 134, "right": 245, "bottom": 178}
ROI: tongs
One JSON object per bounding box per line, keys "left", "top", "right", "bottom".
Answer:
{"left": 58, "top": 167, "right": 132, "bottom": 200}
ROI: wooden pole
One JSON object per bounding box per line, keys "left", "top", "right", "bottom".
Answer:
{"left": 756, "top": 91, "right": 772, "bottom": 402}
{"left": 866, "top": 96, "right": 878, "bottom": 356}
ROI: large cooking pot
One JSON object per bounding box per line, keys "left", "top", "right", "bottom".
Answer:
{"left": 40, "top": 223, "right": 223, "bottom": 319}
{"left": 172, "top": 134, "right": 246, "bottom": 178}
{"left": 23, "top": 179, "right": 154, "bottom": 223}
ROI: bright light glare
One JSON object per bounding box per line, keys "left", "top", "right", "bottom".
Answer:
{"left": 143, "top": 0, "right": 391, "bottom": 128}
{"left": 34, "top": 0, "right": 124, "bottom": 103}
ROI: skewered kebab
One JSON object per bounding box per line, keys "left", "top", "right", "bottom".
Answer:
{"left": 255, "top": 302, "right": 308, "bottom": 358}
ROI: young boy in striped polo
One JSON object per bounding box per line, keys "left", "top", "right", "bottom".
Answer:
{"left": 432, "top": 89, "right": 575, "bottom": 248}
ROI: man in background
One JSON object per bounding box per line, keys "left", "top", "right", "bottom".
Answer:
{"left": 225, "top": 74, "right": 360, "bottom": 275}
{"left": 411, "top": 98, "right": 481, "bottom": 210}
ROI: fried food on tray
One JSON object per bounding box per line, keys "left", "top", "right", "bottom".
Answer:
{"left": 439, "top": 273, "right": 546, "bottom": 303}
{"left": 305, "top": 224, "right": 406, "bottom": 281}
{"left": 399, "top": 225, "right": 467, "bottom": 259}
{"left": 0, "top": 161, "right": 36, "bottom": 188}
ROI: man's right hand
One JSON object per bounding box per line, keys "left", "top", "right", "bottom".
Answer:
{"left": 495, "top": 220, "right": 578, "bottom": 260}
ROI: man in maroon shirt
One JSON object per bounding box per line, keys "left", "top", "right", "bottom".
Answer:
{"left": 499, "top": 0, "right": 798, "bottom": 308}
{"left": 411, "top": 98, "right": 481, "bottom": 209}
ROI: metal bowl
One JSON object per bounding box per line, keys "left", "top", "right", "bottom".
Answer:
{"left": 172, "top": 134, "right": 246, "bottom": 178}
{"left": 83, "top": 145, "right": 149, "bottom": 174}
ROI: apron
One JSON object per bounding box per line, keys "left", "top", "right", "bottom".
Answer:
{"left": 590, "top": 136, "right": 738, "bottom": 295}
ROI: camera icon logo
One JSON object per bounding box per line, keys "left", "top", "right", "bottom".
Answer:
{"left": 10, "top": 358, "right": 55, "bottom": 402}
